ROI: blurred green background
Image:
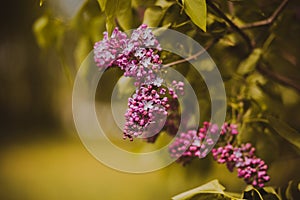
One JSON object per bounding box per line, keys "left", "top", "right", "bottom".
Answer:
{"left": 0, "top": 0, "right": 300, "bottom": 199}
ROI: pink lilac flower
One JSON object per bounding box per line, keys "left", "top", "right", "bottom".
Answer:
{"left": 115, "top": 48, "right": 163, "bottom": 87}
{"left": 125, "top": 24, "right": 161, "bottom": 54}
{"left": 169, "top": 80, "right": 185, "bottom": 98}
{"left": 220, "top": 122, "right": 239, "bottom": 135}
{"left": 212, "top": 143, "right": 270, "bottom": 187}
{"left": 94, "top": 24, "right": 186, "bottom": 141}
{"left": 168, "top": 121, "right": 220, "bottom": 164}
{"left": 94, "top": 24, "right": 164, "bottom": 86}
{"left": 123, "top": 81, "right": 185, "bottom": 141}
{"left": 123, "top": 85, "right": 169, "bottom": 140}
{"left": 168, "top": 122, "right": 270, "bottom": 187}
{"left": 168, "top": 130, "right": 198, "bottom": 164}
{"left": 237, "top": 157, "right": 270, "bottom": 187}
{"left": 94, "top": 27, "right": 128, "bottom": 68}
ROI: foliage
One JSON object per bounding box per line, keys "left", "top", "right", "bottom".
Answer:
{"left": 33, "top": 0, "right": 300, "bottom": 198}
{"left": 172, "top": 179, "right": 300, "bottom": 200}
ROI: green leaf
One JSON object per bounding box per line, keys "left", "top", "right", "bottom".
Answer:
{"left": 243, "top": 186, "right": 281, "bottom": 200}
{"left": 243, "top": 186, "right": 264, "bottom": 200}
{"left": 183, "top": 0, "right": 207, "bottom": 32}
{"left": 74, "top": 36, "right": 92, "bottom": 66}
{"left": 172, "top": 179, "right": 243, "bottom": 200}
{"left": 155, "top": 0, "right": 176, "bottom": 9}
{"left": 285, "top": 180, "right": 300, "bottom": 200}
{"left": 237, "top": 48, "right": 262, "bottom": 76}
{"left": 97, "top": 0, "right": 107, "bottom": 12}
{"left": 116, "top": 0, "right": 136, "bottom": 30}
{"left": 263, "top": 187, "right": 281, "bottom": 200}
{"left": 143, "top": 6, "right": 164, "bottom": 27}
{"left": 33, "top": 14, "right": 64, "bottom": 49}
{"left": 101, "top": 0, "right": 135, "bottom": 33}
{"left": 33, "top": 15, "right": 49, "bottom": 48}
{"left": 267, "top": 115, "right": 300, "bottom": 150}
{"left": 132, "top": 0, "right": 156, "bottom": 7}
{"left": 103, "top": 0, "right": 119, "bottom": 34}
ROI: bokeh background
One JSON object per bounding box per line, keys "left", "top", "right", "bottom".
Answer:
{"left": 1, "top": 0, "right": 300, "bottom": 199}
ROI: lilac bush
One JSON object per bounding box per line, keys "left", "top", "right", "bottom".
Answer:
{"left": 93, "top": 24, "right": 270, "bottom": 188}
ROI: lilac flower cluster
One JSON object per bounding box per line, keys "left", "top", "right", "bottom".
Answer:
{"left": 94, "top": 24, "right": 185, "bottom": 141}
{"left": 168, "top": 121, "right": 270, "bottom": 187}
{"left": 168, "top": 130, "right": 198, "bottom": 164}
{"left": 123, "top": 85, "right": 169, "bottom": 140}
{"left": 168, "top": 121, "right": 220, "bottom": 164}
{"left": 220, "top": 122, "right": 239, "bottom": 135}
{"left": 94, "top": 27, "right": 128, "bottom": 68}
{"left": 169, "top": 80, "right": 185, "bottom": 98}
{"left": 212, "top": 143, "right": 270, "bottom": 187}
{"left": 94, "top": 24, "right": 162, "bottom": 86}
{"left": 115, "top": 48, "right": 163, "bottom": 87}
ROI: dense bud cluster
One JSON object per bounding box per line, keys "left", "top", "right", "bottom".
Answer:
{"left": 123, "top": 85, "right": 169, "bottom": 140}
{"left": 94, "top": 27, "right": 128, "bottom": 68}
{"left": 94, "top": 25, "right": 162, "bottom": 88}
{"left": 94, "top": 24, "right": 184, "bottom": 141}
{"left": 168, "top": 121, "right": 270, "bottom": 187}
{"left": 212, "top": 143, "right": 270, "bottom": 187}
{"left": 168, "top": 121, "right": 220, "bottom": 164}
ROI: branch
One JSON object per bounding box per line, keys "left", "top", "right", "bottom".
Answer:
{"left": 206, "top": 0, "right": 254, "bottom": 50}
{"left": 257, "top": 63, "right": 300, "bottom": 93}
{"left": 163, "top": 38, "right": 218, "bottom": 68}
{"left": 240, "top": 0, "right": 288, "bottom": 29}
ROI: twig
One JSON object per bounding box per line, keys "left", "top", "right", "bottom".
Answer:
{"left": 206, "top": 0, "right": 254, "bottom": 50}
{"left": 257, "top": 63, "right": 300, "bottom": 93}
{"left": 163, "top": 38, "right": 217, "bottom": 68}
{"left": 227, "top": 1, "right": 235, "bottom": 17}
{"left": 240, "top": 0, "right": 288, "bottom": 29}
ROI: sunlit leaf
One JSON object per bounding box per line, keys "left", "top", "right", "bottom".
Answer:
{"left": 243, "top": 185, "right": 282, "bottom": 200}
{"left": 237, "top": 48, "right": 262, "bottom": 76}
{"left": 103, "top": 0, "right": 119, "bottom": 34}
{"left": 263, "top": 187, "right": 281, "bottom": 200}
{"left": 132, "top": 0, "right": 156, "bottom": 7}
{"left": 33, "top": 14, "right": 64, "bottom": 49}
{"left": 183, "top": 0, "right": 207, "bottom": 32}
{"left": 97, "top": 0, "right": 107, "bottom": 12}
{"left": 143, "top": 6, "right": 164, "bottom": 27}
{"left": 116, "top": 0, "right": 136, "bottom": 30}
{"left": 172, "top": 179, "right": 243, "bottom": 200}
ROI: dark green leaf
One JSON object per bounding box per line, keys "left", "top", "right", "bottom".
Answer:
{"left": 285, "top": 180, "right": 300, "bottom": 200}
{"left": 183, "top": 0, "right": 207, "bottom": 32}
{"left": 267, "top": 115, "right": 300, "bottom": 150}
{"left": 243, "top": 186, "right": 264, "bottom": 200}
